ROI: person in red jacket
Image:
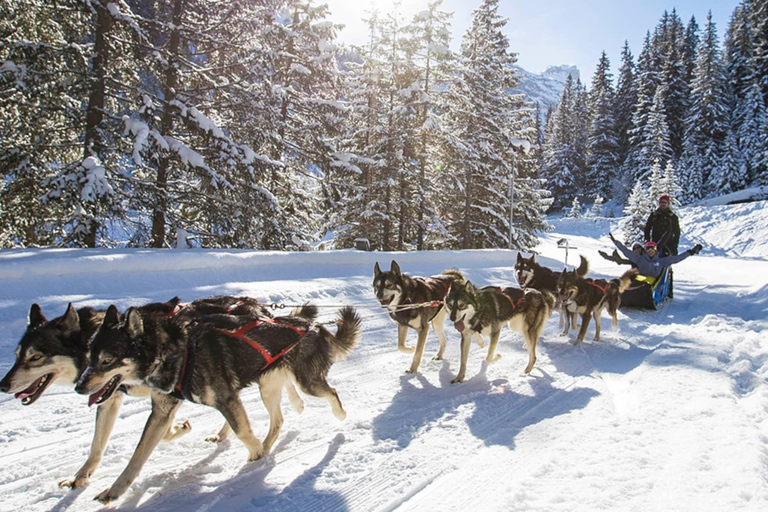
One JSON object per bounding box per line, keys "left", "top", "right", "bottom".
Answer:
{"left": 644, "top": 194, "right": 680, "bottom": 255}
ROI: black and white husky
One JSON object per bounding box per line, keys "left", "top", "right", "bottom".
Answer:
{"left": 373, "top": 260, "right": 483, "bottom": 374}
{"left": 0, "top": 296, "right": 284, "bottom": 489}
{"left": 75, "top": 303, "right": 360, "bottom": 504}
{"left": 444, "top": 281, "right": 555, "bottom": 382}
{"left": 515, "top": 253, "right": 589, "bottom": 330}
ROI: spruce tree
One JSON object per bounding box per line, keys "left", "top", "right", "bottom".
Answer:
{"left": 585, "top": 51, "right": 619, "bottom": 200}
{"left": 614, "top": 41, "right": 637, "bottom": 180}
{"left": 621, "top": 180, "right": 651, "bottom": 243}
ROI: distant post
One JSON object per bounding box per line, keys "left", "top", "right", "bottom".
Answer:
{"left": 557, "top": 238, "right": 577, "bottom": 266}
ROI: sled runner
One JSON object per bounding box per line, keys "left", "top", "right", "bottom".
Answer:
{"left": 620, "top": 267, "right": 672, "bottom": 310}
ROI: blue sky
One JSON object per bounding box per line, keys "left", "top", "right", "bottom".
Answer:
{"left": 325, "top": 0, "right": 741, "bottom": 79}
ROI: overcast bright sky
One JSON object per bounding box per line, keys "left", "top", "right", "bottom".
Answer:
{"left": 324, "top": 0, "right": 741, "bottom": 78}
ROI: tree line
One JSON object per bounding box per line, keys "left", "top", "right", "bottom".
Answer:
{"left": 540, "top": 1, "right": 768, "bottom": 211}
{"left": 2, "top": 1, "right": 763, "bottom": 251}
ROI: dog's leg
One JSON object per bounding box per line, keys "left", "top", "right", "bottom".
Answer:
{"left": 295, "top": 376, "right": 347, "bottom": 420}
{"left": 205, "top": 421, "right": 231, "bottom": 443}
{"left": 397, "top": 323, "right": 415, "bottom": 353}
{"left": 59, "top": 392, "right": 124, "bottom": 489}
{"left": 259, "top": 374, "right": 285, "bottom": 455}
{"left": 576, "top": 312, "right": 591, "bottom": 344}
{"left": 571, "top": 311, "right": 579, "bottom": 330}
{"left": 431, "top": 309, "right": 448, "bottom": 360}
{"left": 161, "top": 418, "right": 192, "bottom": 442}
{"left": 559, "top": 305, "right": 570, "bottom": 336}
{"left": 216, "top": 393, "right": 264, "bottom": 461}
{"left": 593, "top": 309, "right": 602, "bottom": 341}
{"left": 523, "top": 325, "right": 540, "bottom": 374}
{"left": 406, "top": 326, "right": 429, "bottom": 374}
{"left": 285, "top": 381, "right": 304, "bottom": 414}
{"left": 485, "top": 329, "right": 502, "bottom": 363}
{"left": 94, "top": 393, "right": 182, "bottom": 504}
{"left": 451, "top": 332, "right": 472, "bottom": 383}
{"left": 473, "top": 333, "right": 485, "bottom": 348}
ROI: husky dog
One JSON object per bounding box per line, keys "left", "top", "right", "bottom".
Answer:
{"left": 515, "top": 253, "right": 588, "bottom": 331}
{"left": 373, "top": 260, "right": 481, "bottom": 374}
{"left": 0, "top": 295, "right": 282, "bottom": 489}
{"left": 76, "top": 303, "right": 360, "bottom": 504}
{"left": 444, "top": 281, "right": 555, "bottom": 382}
{"left": 557, "top": 268, "right": 638, "bottom": 343}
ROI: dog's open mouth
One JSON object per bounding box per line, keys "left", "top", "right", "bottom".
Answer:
{"left": 88, "top": 375, "right": 122, "bottom": 407}
{"left": 454, "top": 315, "right": 466, "bottom": 333}
{"left": 15, "top": 373, "right": 55, "bottom": 406}
{"left": 379, "top": 297, "right": 393, "bottom": 306}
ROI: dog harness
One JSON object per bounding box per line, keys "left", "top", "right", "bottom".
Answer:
{"left": 152, "top": 302, "right": 187, "bottom": 318}
{"left": 216, "top": 318, "right": 307, "bottom": 370}
{"left": 587, "top": 280, "right": 608, "bottom": 294}
{"left": 173, "top": 317, "right": 308, "bottom": 396}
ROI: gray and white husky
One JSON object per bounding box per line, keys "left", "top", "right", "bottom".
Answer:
{"left": 75, "top": 303, "right": 360, "bottom": 504}
{"left": 444, "top": 281, "right": 555, "bottom": 382}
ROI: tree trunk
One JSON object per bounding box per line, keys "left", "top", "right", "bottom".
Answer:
{"left": 151, "top": 0, "right": 186, "bottom": 248}
{"left": 81, "top": 1, "right": 112, "bottom": 248}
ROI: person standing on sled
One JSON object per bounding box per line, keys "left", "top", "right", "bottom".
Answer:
{"left": 609, "top": 234, "right": 701, "bottom": 278}
{"left": 644, "top": 194, "right": 680, "bottom": 255}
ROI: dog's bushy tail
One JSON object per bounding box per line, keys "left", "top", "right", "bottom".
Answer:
{"left": 606, "top": 268, "right": 638, "bottom": 327}
{"left": 442, "top": 268, "right": 465, "bottom": 283}
{"left": 576, "top": 255, "right": 589, "bottom": 277}
{"left": 329, "top": 306, "right": 361, "bottom": 361}
{"left": 291, "top": 304, "right": 318, "bottom": 322}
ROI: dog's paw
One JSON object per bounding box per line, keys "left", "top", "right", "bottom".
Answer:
{"left": 398, "top": 345, "right": 416, "bottom": 354}
{"left": 247, "top": 449, "right": 265, "bottom": 462}
{"left": 205, "top": 434, "right": 225, "bottom": 443}
{"left": 450, "top": 376, "right": 464, "bottom": 384}
{"left": 94, "top": 487, "right": 119, "bottom": 505}
{"left": 59, "top": 475, "right": 89, "bottom": 489}
{"left": 163, "top": 419, "right": 192, "bottom": 442}
{"left": 486, "top": 354, "right": 502, "bottom": 364}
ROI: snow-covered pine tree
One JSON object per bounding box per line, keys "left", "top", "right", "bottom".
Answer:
{"left": 681, "top": 11, "right": 730, "bottom": 200}
{"left": 657, "top": 9, "right": 690, "bottom": 160}
{"left": 250, "top": 0, "right": 350, "bottom": 250}
{"left": 566, "top": 196, "right": 582, "bottom": 218}
{"left": 0, "top": 0, "right": 128, "bottom": 247}
{"left": 625, "top": 31, "right": 661, "bottom": 184}
{"left": 585, "top": 51, "right": 619, "bottom": 201}
{"left": 621, "top": 180, "right": 651, "bottom": 243}
{"left": 442, "top": 0, "right": 546, "bottom": 249}
{"left": 747, "top": 0, "right": 768, "bottom": 105}
{"left": 647, "top": 158, "right": 666, "bottom": 204}
{"left": 540, "top": 74, "right": 581, "bottom": 209}
{"left": 614, "top": 41, "right": 637, "bottom": 186}
{"left": 662, "top": 160, "right": 684, "bottom": 207}
{"left": 643, "top": 85, "right": 674, "bottom": 170}
{"left": 589, "top": 195, "right": 605, "bottom": 218}
{"left": 402, "top": 0, "right": 455, "bottom": 250}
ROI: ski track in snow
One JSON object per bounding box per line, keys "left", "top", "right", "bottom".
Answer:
{"left": 1, "top": 202, "right": 768, "bottom": 511}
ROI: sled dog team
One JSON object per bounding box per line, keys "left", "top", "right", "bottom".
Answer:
{"left": 0, "top": 255, "right": 632, "bottom": 504}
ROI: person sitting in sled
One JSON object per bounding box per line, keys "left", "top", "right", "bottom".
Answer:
{"left": 599, "top": 241, "right": 644, "bottom": 267}
{"left": 609, "top": 233, "right": 702, "bottom": 279}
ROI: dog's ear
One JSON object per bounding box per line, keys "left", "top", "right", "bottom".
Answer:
{"left": 28, "top": 303, "right": 47, "bottom": 328}
{"left": 466, "top": 281, "right": 476, "bottom": 294}
{"left": 167, "top": 296, "right": 182, "bottom": 306}
{"left": 374, "top": 262, "right": 381, "bottom": 277}
{"left": 391, "top": 260, "right": 401, "bottom": 276}
{"left": 104, "top": 305, "right": 121, "bottom": 329}
{"left": 125, "top": 307, "right": 144, "bottom": 339}
{"left": 531, "top": 254, "right": 537, "bottom": 263}
{"left": 516, "top": 252, "right": 523, "bottom": 262}
{"left": 59, "top": 303, "right": 80, "bottom": 334}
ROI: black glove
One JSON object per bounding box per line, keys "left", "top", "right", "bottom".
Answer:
{"left": 608, "top": 232, "right": 617, "bottom": 243}
{"left": 687, "top": 243, "right": 702, "bottom": 256}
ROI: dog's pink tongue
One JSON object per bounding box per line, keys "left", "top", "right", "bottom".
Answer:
{"left": 454, "top": 320, "right": 465, "bottom": 332}
{"left": 88, "top": 384, "right": 109, "bottom": 407}
{"left": 14, "top": 378, "right": 42, "bottom": 399}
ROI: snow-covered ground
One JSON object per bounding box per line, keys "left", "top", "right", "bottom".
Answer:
{"left": 0, "top": 200, "right": 767, "bottom": 511}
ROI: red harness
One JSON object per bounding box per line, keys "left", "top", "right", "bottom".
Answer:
{"left": 493, "top": 288, "right": 525, "bottom": 310}
{"left": 588, "top": 280, "right": 608, "bottom": 294}
{"left": 174, "top": 317, "right": 307, "bottom": 394}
